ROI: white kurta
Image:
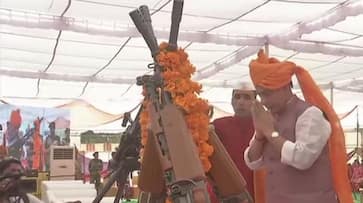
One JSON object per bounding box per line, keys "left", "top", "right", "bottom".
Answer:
{"left": 244, "top": 106, "right": 331, "bottom": 170}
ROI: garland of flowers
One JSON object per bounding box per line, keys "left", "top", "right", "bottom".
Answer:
{"left": 139, "top": 42, "right": 214, "bottom": 172}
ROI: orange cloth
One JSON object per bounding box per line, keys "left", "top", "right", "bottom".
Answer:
{"left": 10, "top": 109, "right": 22, "bottom": 129}
{"left": 253, "top": 170, "right": 266, "bottom": 203}
{"left": 32, "top": 119, "right": 43, "bottom": 170}
{"left": 249, "top": 49, "right": 353, "bottom": 203}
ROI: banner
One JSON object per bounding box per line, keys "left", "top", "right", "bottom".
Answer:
{"left": 0, "top": 104, "right": 70, "bottom": 169}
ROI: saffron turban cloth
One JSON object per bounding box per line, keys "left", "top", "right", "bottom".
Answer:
{"left": 250, "top": 49, "right": 353, "bottom": 203}
{"left": 10, "top": 109, "right": 22, "bottom": 129}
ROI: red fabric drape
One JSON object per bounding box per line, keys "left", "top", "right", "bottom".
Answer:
{"left": 32, "top": 119, "right": 43, "bottom": 170}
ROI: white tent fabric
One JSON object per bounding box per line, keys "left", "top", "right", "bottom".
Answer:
{"left": 56, "top": 99, "right": 125, "bottom": 128}
{"left": 1, "top": 0, "right": 363, "bottom": 130}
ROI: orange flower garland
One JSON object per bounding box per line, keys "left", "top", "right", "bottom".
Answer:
{"left": 139, "top": 92, "right": 150, "bottom": 158}
{"left": 140, "top": 97, "right": 149, "bottom": 145}
{"left": 139, "top": 42, "right": 214, "bottom": 172}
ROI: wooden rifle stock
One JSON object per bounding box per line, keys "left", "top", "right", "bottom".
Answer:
{"left": 208, "top": 125, "right": 254, "bottom": 202}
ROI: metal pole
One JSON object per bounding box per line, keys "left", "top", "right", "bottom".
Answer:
{"left": 357, "top": 106, "right": 359, "bottom": 151}
{"left": 264, "top": 43, "right": 269, "bottom": 57}
{"left": 330, "top": 82, "right": 334, "bottom": 106}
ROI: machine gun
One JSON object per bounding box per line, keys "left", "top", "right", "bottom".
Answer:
{"left": 92, "top": 107, "right": 142, "bottom": 203}
{"left": 129, "top": 1, "right": 211, "bottom": 202}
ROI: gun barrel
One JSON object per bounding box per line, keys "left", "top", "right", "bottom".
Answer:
{"left": 139, "top": 5, "right": 151, "bottom": 24}
{"left": 129, "top": 9, "right": 143, "bottom": 33}
{"left": 168, "top": 0, "right": 184, "bottom": 51}
{"left": 129, "top": 6, "right": 159, "bottom": 60}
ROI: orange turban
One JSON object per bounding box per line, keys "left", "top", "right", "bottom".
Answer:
{"left": 250, "top": 50, "right": 353, "bottom": 203}
{"left": 32, "top": 118, "right": 43, "bottom": 170}
{"left": 34, "top": 119, "right": 41, "bottom": 130}
{"left": 250, "top": 49, "right": 296, "bottom": 90}
{"left": 10, "top": 109, "right": 22, "bottom": 128}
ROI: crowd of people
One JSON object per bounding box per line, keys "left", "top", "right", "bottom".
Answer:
{"left": 0, "top": 50, "right": 355, "bottom": 203}
{"left": 1, "top": 113, "right": 71, "bottom": 171}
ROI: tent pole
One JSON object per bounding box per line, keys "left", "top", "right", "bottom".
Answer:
{"left": 264, "top": 43, "right": 269, "bottom": 57}
{"left": 0, "top": 76, "right": 2, "bottom": 97}
{"left": 330, "top": 82, "right": 334, "bottom": 106}
{"left": 357, "top": 106, "right": 360, "bottom": 151}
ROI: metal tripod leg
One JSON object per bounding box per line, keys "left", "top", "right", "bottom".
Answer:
{"left": 93, "top": 167, "right": 129, "bottom": 203}
{"left": 92, "top": 168, "right": 121, "bottom": 203}
{"left": 138, "top": 191, "right": 166, "bottom": 203}
{"left": 113, "top": 184, "right": 124, "bottom": 203}
{"left": 221, "top": 191, "right": 254, "bottom": 203}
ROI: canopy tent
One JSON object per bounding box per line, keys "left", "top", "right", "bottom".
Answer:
{"left": 1, "top": 0, "right": 363, "bottom": 130}
{"left": 0, "top": 98, "right": 232, "bottom": 131}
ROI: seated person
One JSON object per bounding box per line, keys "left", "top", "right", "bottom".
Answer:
{"left": 0, "top": 157, "right": 43, "bottom": 203}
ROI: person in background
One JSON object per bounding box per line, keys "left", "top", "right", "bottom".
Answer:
{"left": 0, "top": 157, "right": 43, "bottom": 203}
{"left": 32, "top": 118, "right": 43, "bottom": 170}
{"left": 107, "top": 151, "right": 117, "bottom": 173}
{"left": 0, "top": 124, "right": 7, "bottom": 161}
{"left": 104, "top": 151, "right": 117, "bottom": 186}
{"left": 89, "top": 151, "right": 103, "bottom": 194}
{"left": 45, "top": 122, "right": 60, "bottom": 148}
{"left": 44, "top": 122, "right": 60, "bottom": 170}
{"left": 62, "top": 128, "right": 71, "bottom": 146}
{"left": 7, "top": 110, "right": 23, "bottom": 160}
{"left": 210, "top": 82, "right": 256, "bottom": 202}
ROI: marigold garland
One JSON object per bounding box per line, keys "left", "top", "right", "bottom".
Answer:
{"left": 139, "top": 42, "right": 214, "bottom": 172}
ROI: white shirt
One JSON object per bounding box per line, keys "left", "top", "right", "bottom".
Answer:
{"left": 244, "top": 106, "right": 332, "bottom": 170}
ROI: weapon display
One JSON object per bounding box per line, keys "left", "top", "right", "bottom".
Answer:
{"left": 92, "top": 108, "right": 142, "bottom": 203}
{"left": 129, "top": 1, "right": 211, "bottom": 202}
{"left": 93, "top": 0, "right": 252, "bottom": 202}
{"left": 8, "top": 128, "right": 34, "bottom": 150}
{"left": 208, "top": 126, "right": 254, "bottom": 202}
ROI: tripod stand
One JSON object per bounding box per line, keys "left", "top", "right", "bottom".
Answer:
{"left": 92, "top": 108, "right": 142, "bottom": 203}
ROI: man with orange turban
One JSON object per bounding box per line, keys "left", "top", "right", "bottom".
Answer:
{"left": 32, "top": 118, "right": 43, "bottom": 170}
{"left": 244, "top": 50, "right": 352, "bottom": 203}
{"left": 7, "top": 109, "right": 23, "bottom": 160}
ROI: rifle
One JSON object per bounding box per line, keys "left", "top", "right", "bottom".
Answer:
{"left": 8, "top": 128, "right": 34, "bottom": 150}
{"left": 92, "top": 107, "right": 142, "bottom": 203}
{"left": 129, "top": 1, "right": 211, "bottom": 202}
